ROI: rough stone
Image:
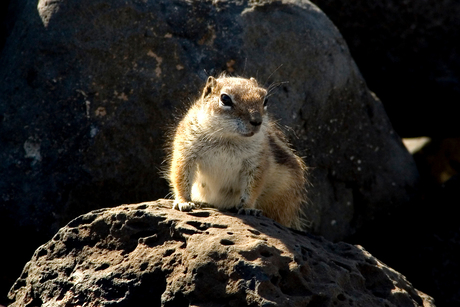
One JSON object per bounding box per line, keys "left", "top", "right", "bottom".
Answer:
{"left": 8, "top": 200, "right": 434, "bottom": 307}
{"left": 0, "top": 0, "right": 419, "bottom": 301}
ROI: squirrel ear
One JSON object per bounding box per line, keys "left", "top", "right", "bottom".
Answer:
{"left": 202, "top": 76, "right": 217, "bottom": 98}
{"left": 249, "top": 77, "right": 258, "bottom": 86}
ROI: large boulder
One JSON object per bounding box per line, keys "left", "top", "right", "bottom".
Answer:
{"left": 8, "top": 200, "right": 434, "bottom": 307}
{"left": 0, "top": 0, "right": 418, "bottom": 301}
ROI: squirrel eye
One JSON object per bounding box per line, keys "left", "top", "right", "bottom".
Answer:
{"left": 263, "top": 97, "right": 268, "bottom": 107}
{"left": 220, "top": 94, "right": 233, "bottom": 107}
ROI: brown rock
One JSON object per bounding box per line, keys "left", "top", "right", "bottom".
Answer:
{"left": 8, "top": 200, "right": 434, "bottom": 307}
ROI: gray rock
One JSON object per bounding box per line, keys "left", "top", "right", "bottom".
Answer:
{"left": 0, "top": 0, "right": 418, "bottom": 300}
{"left": 8, "top": 200, "right": 435, "bottom": 307}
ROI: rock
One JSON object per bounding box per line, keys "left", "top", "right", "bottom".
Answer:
{"left": 0, "top": 0, "right": 418, "bottom": 301}
{"left": 310, "top": 0, "right": 460, "bottom": 137}
{"left": 8, "top": 200, "right": 434, "bottom": 307}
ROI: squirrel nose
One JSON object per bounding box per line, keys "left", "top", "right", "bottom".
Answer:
{"left": 249, "top": 111, "right": 262, "bottom": 127}
{"left": 250, "top": 119, "right": 262, "bottom": 126}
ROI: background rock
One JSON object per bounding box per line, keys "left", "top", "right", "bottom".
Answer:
{"left": 8, "top": 200, "right": 434, "bottom": 307}
{"left": 0, "top": 0, "right": 419, "bottom": 303}
{"left": 310, "top": 0, "right": 460, "bottom": 137}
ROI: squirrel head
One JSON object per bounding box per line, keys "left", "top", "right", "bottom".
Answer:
{"left": 200, "top": 75, "right": 268, "bottom": 138}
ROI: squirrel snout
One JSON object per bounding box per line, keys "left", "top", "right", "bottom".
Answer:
{"left": 250, "top": 119, "right": 262, "bottom": 127}
{"left": 249, "top": 113, "right": 262, "bottom": 127}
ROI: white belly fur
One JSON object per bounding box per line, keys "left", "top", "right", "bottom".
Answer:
{"left": 190, "top": 138, "right": 261, "bottom": 209}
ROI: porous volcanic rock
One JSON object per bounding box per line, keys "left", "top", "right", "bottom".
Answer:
{"left": 8, "top": 200, "right": 434, "bottom": 307}
{"left": 0, "top": 0, "right": 418, "bottom": 300}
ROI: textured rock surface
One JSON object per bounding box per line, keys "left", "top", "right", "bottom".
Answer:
{"left": 310, "top": 0, "right": 460, "bottom": 137}
{"left": 8, "top": 200, "right": 434, "bottom": 307}
{"left": 0, "top": 0, "right": 419, "bottom": 301}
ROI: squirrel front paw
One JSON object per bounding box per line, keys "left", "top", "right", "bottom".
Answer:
{"left": 172, "top": 200, "right": 197, "bottom": 212}
{"left": 237, "top": 196, "right": 261, "bottom": 216}
{"left": 237, "top": 208, "right": 262, "bottom": 216}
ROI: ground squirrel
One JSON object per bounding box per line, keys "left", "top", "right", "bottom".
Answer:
{"left": 166, "top": 74, "right": 307, "bottom": 230}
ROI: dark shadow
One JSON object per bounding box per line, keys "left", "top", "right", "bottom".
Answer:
{"left": 348, "top": 175, "right": 460, "bottom": 307}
